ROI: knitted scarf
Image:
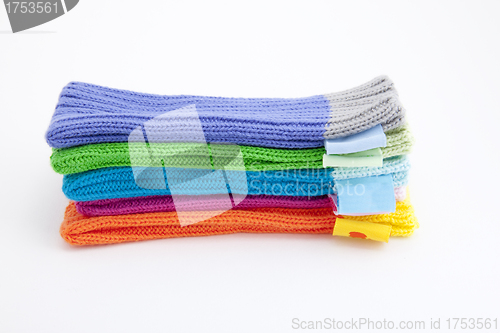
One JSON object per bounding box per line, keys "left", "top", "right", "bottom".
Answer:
{"left": 62, "top": 156, "right": 410, "bottom": 201}
{"left": 46, "top": 76, "right": 405, "bottom": 149}
{"left": 76, "top": 188, "right": 408, "bottom": 217}
{"left": 51, "top": 125, "right": 413, "bottom": 174}
{"left": 61, "top": 196, "right": 418, "bottom": 245}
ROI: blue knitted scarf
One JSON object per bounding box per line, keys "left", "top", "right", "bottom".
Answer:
{"left": 62, "top": 156, "right": 410, "bottom": 201}
{"left": 46, "top": 76, "right": 405, "bottom": 149}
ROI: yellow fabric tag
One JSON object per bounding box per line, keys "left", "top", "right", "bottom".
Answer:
{"left": 333, "top": 218, "right": 392, "bottom": 242}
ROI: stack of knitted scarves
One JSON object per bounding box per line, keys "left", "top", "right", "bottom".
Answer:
{"left": 47, "top": 76, "right": 418, "bottom": 245}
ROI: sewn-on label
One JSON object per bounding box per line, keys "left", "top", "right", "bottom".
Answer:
{"left": 333, "top": 218, "right": 392, "bottom": 242}
{"left": 334, "top": 174, "right": 396, "bottom": 215}
{"left": 324, "top": 124, "right": 387, "bottom": 155}
{"left": 322, "top": 147, "right": 383, "bottom": 167}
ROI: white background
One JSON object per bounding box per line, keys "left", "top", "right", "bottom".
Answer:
{"left": 1, "top": 1, "right": 499, "bottom": 332}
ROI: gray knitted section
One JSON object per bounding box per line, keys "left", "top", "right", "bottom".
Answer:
{"left": 323, "top": 76, "right": 406, "bottom": 139}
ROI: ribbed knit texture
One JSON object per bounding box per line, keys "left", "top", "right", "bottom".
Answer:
{"left": 61, "top": 196, "right": 418, "bottom": 245}
{"left": 62, "top": 156, "right": 410, "bottom": 201}
{"left": 51, "top": 125, "right": 413, "bottom": 174}
{"left": 76, "top": 188, "right": 408, "bottom": 217}
{"left": 46, "top": 76, "right": 405, "bottom": 149}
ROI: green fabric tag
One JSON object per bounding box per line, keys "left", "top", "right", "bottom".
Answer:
{"left": 322, "top": 148, "right": 383, "bottom": 167}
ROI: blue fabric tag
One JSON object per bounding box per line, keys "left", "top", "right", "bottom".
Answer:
{"left": 334, "top": 174, "right": 396, "bottom": 215}
{"left": 324, "top": 124, "right": 387, "bottom": 155}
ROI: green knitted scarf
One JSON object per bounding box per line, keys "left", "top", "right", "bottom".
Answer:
{"left": 51, "top": 125, "right": 413, "bottom": 174}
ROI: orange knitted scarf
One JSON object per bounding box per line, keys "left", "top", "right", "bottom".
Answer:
{"left": 60, "top": 198, "right": 417, "bottom": 245}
